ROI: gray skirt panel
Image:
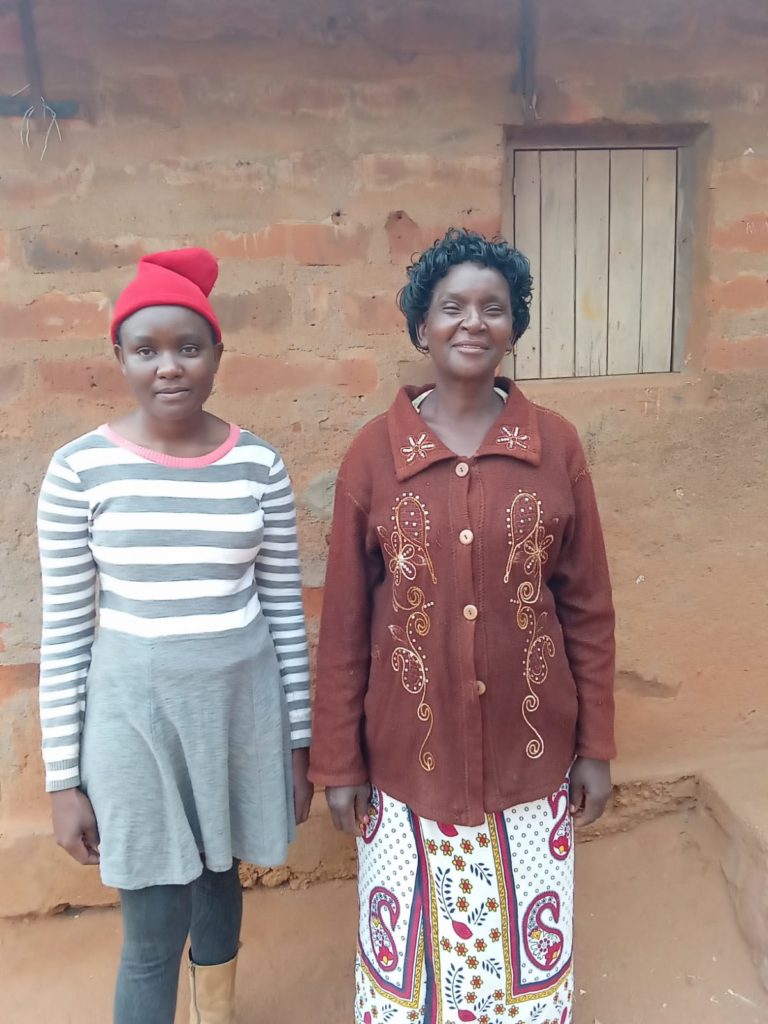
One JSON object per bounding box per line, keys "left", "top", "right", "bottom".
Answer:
{"left": 80, "top": 614, "right": 294, "bottom": 890}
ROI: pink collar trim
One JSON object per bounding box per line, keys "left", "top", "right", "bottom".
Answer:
{"left": 100, "top": 422, "right": 240, "bottom": 468}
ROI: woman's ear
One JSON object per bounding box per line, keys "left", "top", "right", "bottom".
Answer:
{"left": 416, "top": 321, "right": 429, "bottom": 353}
{"left": 113, "top": 342, "right": 127, "bottom": 374}
{"left": 213, "top": 341, "right": 224, "bottom": 372}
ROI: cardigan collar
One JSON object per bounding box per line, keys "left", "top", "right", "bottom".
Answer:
{"left": 387, "top": 376, "right": 542, "bottom": 482}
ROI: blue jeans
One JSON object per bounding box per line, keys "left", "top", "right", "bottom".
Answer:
{"left": 114, "top": 861, "right": 242, "bottom": 1024}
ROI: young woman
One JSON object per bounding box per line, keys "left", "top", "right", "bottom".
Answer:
{"left": 37, "top": 248, "right": 313, "bottom": 1024}
{"left": 310, "top": 229, "right": 615, "bottom": 1024}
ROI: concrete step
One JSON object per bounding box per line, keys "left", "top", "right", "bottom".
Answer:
{"left": 699, "top": 751, "right": 768, "bottom": 990}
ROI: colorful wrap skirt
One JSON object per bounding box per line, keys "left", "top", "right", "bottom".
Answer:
{"left": 355, "top": 784, "right": 574, "bottom": 1024}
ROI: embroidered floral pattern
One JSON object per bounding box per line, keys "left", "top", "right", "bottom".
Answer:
{"left": 504, "top": 492, "right": 556, "bottom": 760}
{"left": 400, "top": 433, "right": 436, "bottom": 464}
{"left": 496, "top": 425, "right": 530, "bottom": 451}
{"left": 378, "top": 494, "right": 438, "bottom": 772}
{"left": 381, "top": 529, "right": 419, "bottom": 588}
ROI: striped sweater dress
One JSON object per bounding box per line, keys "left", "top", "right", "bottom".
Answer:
{"left": 37, "top": 423, "right": 312, "bottom": 890}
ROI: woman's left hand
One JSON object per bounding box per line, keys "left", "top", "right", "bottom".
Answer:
{"left": 569, "top": 757, "right": 612, "bottom": 827}
{"left": 292, "top": 747, "right": 314, "bottom": 825}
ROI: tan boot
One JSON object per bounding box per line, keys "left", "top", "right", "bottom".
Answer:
{"left": 188, "top": 951, "right": 238, "bottom": 1024}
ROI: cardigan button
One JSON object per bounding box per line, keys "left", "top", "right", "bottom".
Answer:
{"left": 459, "top": 529, "right": 474, "bottom": 545}
{"left": 455, "top": 462, "right": 469, "bottom": 477}
{"left": 463, "top": 604, "right": 478, "bottom": 621}
{"left": 475, "top": 679, "right": 487, "bottom": 696}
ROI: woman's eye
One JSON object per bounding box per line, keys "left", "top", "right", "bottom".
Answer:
{"left": 442, "top": 304, "right": 462, "bottom": 314}
{"left": 181, "top": 346, "right": 199, "bottom": 355}
{"left": 137, "top": 348, "right": 154, "bottom": 357}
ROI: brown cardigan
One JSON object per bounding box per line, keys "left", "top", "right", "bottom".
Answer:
{"left": 309, "top": 378, "right": 616, "bottom": 825}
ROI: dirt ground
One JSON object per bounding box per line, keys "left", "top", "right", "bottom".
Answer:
{"left": 1, "top": 814, "right": 766, "bottom": 1024}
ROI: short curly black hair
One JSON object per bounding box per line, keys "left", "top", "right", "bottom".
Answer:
{"left": 397, "top": 228, "right": 533, "bottom": 350}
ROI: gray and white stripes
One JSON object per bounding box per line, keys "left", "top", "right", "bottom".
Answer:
{"left": 37, "top": 428, "right": 312, "bottom": 792}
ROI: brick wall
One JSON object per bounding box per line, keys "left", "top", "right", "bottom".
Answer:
{"left": 1, "top": 0, "right": 767, "bottom": 914}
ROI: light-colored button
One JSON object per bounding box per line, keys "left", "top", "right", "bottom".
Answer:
{"left": 459, "top": 529, "right": 474, "bottom": 545}
{"left": 475, "top": 679, "right": 487, "bottom": 696}
{"left": 455, "top": 462, "right": 469, "bottom": 477}
{"left": 463, "top": 604, "right": 478, "bottom": 621}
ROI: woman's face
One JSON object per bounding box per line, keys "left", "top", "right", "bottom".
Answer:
{"left": 114, "top": 305, "right": 222, "bottom": 421}
{"left": 417, "top": 262, "right": 514, "bottom": 382}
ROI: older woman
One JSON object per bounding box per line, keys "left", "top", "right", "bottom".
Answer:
{"left": 37, "top": 248, "right": 313, "bottom": 1024}
{"left": 310, "top": 229, "right": 615, "bottom": 1024}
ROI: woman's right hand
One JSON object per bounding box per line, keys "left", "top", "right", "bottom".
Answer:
{"left": 50, "top": 789, "right": 100, "bottom": 865}
{"left": 325, "top": 784, "right": 371, "bottom": 836}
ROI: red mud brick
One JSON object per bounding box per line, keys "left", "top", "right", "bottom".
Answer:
{"left": 712, "top": 215, "right": 768, "bottom": 253}
{"left": 38, "top": 357, "right": 124, "bottom": 400}
{"left": 107, "top": 73, "right": 184, "bottom": 127}
{"left": 23, "top": 234, "right": 147, "bottom": 274}
{"left": 2, "top": 293, "right": 108, "bottom": 342}
{"left": 216, "top": 287, "right": 292, "bottom": 334}
{"left": 352, "top": 81, "right": 422, "bottom": 118}
{"left": 334, "top": 354, "right": 379, "bottom": 395}
{"left": 708, "top": 275, "right": 768, "bottom": 312}
{"left": 219, "top": 355, "right": 317, "bottom": 396}
{"left": 260, "top": 80, "right": 350, "bottom": 118}
{"left": 385, "top": 210, "right": 502, "bottom": 263}
{"left": 302, "top": 587, "right": 324, "bottom": 621}
{"left": 342, "top": 292, "right": 401, "bottom": 334}
{"left": 209, "top": 224, "right": 370, "bottom": 266}
{"left": 219, "top": 353, "right": 377, "bottom": 398}
{"left": 0, "top": 365, "right": 25, "bottom": 406}
{"left": 155, "top": 157, "right": 272, "bottom": 190}
{"left": 0, "top": 162, "right": 94, "bottom": 206}
{"left": 0, "top": 664, "right": 38, "bottom": 702}
{"left": 704, "top": 335, "right": 768, "bottom": 372}
{"left": 356, "top": 154, "right": 500, "bottom": 192}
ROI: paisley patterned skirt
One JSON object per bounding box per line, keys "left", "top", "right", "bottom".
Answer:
{"left": 355, "top": 784, "right": 574, "bottom": 1024}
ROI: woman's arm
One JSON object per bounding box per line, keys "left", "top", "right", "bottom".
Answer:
{"left": 550, "top": 456, "right": 616, "bottom": 827}
{"left": 550, "top": 461, "right": 616, "bottom": 762}
{"left": 309, "top": 471, "right": 378, "bottom": 792}
{"left": 37, "top": 453, "right": 98, "bottom": 792}
{"left": 253, "top": 453, "right": 312, "bottom": 749}
{"left": 38, "top": 452, "right": 101, "bottom": 863}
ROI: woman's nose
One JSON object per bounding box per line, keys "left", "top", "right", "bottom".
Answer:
{"left": 156, "top": 353, "right": 183, "bottom": 376}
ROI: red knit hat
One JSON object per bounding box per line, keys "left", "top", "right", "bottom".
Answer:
{"left": 111, "top": 248, "right": 222, "bottom": 344}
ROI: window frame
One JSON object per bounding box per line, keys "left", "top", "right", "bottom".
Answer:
{"left": 502, "top": 124, "right": 708, "bottom": 380}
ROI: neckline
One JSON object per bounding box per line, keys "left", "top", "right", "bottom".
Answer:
{"left": 411, "top": 385, "right": 508, "bottom": 412}
{"left": 100, "top": 422, "right": 240, "bottom": 468}
{"left": 389, "top": 377, "right": 542, "bottom": 481}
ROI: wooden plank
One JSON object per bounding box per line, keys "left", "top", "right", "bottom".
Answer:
{"left": 512, "top": 150, "right": 542, "bottom": 380}
{"left": 673, "top": 146, "right": 693, "bottom": 371}
{"left": 501, "top": 140, "right": 516, "bottom": 379}
{"left": 607, "top": 149, "right": 644, "bottom": 374}
{"left": 0, "top": 97, "right": 80, "bottom": 118}
{"left": 540, "top": 149, "right": 576, "bottom": 378}
{"left": 575, "top": 150, "right": 609, "bottom": 376}
{"left": 640, "top": 150, "right": 677, "bottom": 372}
{"left": 502, "top": 137, "right": 516, "bottom": 247}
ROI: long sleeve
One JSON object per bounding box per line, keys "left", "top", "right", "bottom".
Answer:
{"left": 550, "top": 462, "right": 616, "bottom": 761}
{"left": 37, "top": 453, "right": 98, "bottom": 792}
{"left": 254, "top": 454, "right": 312, "bottom": 748}
{"left": 309, "top": 471, "right": 381, "bottom": 788}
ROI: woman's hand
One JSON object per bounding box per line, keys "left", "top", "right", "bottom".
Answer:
{"left": 292, "top": 748, "right": 314, "bottom": 825}
{"left": 325, "top": 784, "right": 371, "bottom": 836}
{"left": 50, "top": 789, "right": 100, "bottom": 865}
{"left": 569, "top": 757, "right": 613, "bottom": 827}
